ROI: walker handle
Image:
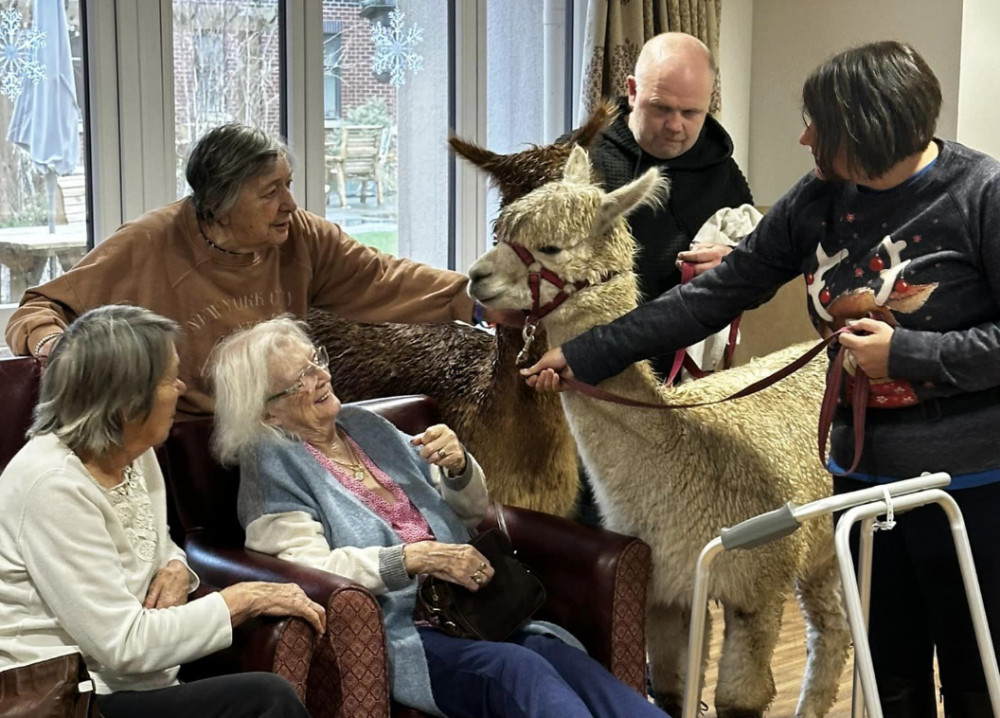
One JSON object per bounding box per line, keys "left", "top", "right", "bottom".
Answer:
{"left": 720, "top": 502, "right": 800, "bottom": 550}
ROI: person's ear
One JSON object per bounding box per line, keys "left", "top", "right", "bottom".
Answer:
{"left": 626, "top": 76, "right": 638, "bottom": 107}
{"left": 262, "top": 410, "right": 281, "bottom": 428}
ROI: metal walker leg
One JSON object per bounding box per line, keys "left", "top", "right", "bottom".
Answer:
{"left": 839, "top": 489, "right": 1000, "bottom": 718}
{"left": 680, "top": 473, "right": 1000, "bottom": 718}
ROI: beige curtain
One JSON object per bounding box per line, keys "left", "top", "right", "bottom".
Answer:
{"left": 578, "top": 0, "right": 722, "bottom": 119}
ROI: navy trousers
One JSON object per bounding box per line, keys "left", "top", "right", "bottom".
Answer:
{"left": 419, "top": 626, "right": 668, "bottom": 718}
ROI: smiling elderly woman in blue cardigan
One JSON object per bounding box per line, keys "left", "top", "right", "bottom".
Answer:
{"left": 209, "top": 316, "right": 667, "bottom": 718}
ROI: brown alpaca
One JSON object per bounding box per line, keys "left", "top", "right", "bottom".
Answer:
{"left": 304, "top": 102, "right": 618, "bottom": 517}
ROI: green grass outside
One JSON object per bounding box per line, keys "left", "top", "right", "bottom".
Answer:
{"left": 354, "top": 230, "right": 398, "bottom": 256}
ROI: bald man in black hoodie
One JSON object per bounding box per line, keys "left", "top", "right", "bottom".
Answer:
{"left": 568, "top": 32, "right": 753, "bottom": 379}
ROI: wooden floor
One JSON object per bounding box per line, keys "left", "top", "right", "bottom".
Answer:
{"left": 696, "top": 598, "right": 944, "bottom": 717}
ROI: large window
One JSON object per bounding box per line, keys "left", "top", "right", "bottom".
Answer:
{"left": 0, "top": 0, "right": 581, "bottom": 355}
{"left": 0, "top": 0, "right": 89, "bottom": 355}
{"left": 320, "top": 0, "right": 449, "bottom": 268}
{"left": 172, "top": 0, "right": 284, "bottom": 198}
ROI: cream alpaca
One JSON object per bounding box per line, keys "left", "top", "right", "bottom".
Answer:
{"left": 468, "top": 146, "right": 850, "bottom": 718}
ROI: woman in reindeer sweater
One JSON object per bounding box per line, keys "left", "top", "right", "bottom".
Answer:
{"left": 525, "top": 41, "right": 1000, "bottom": 718}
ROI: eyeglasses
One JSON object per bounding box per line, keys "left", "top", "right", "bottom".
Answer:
{"left": 266, "top": 346, "right": 329, "bottom": 402}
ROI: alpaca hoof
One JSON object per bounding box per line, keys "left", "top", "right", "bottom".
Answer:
{"left": 716, "top": 707, "right": 764, "bottom": 718}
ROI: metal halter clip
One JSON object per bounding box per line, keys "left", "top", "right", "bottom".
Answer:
{"left": 516, "top": 322, "right": 537, "bottom": 366}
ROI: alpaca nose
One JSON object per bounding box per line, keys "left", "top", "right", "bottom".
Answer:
{"left": 469, "top": 266, "right": 492, "bottom": 283}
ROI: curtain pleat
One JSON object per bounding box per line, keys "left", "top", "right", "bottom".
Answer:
{"left": 578, "top": 0, "right": 722, "bottom": 120}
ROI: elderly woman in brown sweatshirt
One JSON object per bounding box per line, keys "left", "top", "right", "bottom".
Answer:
{"left": 5, "top": 123, "right": 510, "bottom": 418}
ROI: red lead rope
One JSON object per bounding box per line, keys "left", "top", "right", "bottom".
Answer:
{"left": 562, "top": 327, "right": 869, "bottom": 477}
{"left": 662, "top": 262, "right": 742, "bottom": 385}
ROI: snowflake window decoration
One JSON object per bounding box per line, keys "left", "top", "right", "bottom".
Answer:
{"left": 370, "top": 8, "right": 423, "bottom": 88}
{"left": 0, "top": 6, "right": 46, "bottom": 100}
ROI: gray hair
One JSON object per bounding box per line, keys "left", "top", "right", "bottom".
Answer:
{"left": 30, "top": 305, "right": 180, "bottom": 457}
{"left": 209, "top": 316, "right": 314, "bottom": 465}
{"left": 185, "top": 123, "right": 294, "bottom": 223}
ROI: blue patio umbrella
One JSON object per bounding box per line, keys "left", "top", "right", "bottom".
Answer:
{"left": 6, "top": 0, "right": 79, "bottom": 233}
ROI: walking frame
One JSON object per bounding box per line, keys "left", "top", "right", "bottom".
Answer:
{"left": 680, "top": 472, "right": 1000, "bottom": 718}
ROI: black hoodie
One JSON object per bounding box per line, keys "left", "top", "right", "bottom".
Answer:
{"left": 564, "top": 97, "right": 753, "bottom": 376}
{"left": 584, "top": 97, "right": 753, "bottom": 300}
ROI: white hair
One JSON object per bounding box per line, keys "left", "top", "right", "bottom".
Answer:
{"left": 208, "top": 316, "right": 313, "bottom": 465}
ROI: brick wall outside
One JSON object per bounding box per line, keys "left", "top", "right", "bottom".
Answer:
{"left": 323, "top": 0, "right": 397, "bottom": 118}
{"left": 172, "top": 0, "right": 397, "bottom": 146}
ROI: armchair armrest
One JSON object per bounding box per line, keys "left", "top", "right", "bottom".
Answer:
{"left": 184, "top": 533, "right": 391, "bottom": 718}
{"left": 180, "top": 608, "right": 316, "bottom": 704}
{"left": 485, "top": 505, "right": 651, "bottom": 694}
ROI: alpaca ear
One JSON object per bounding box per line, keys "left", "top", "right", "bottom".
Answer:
{"left": 449, "top": 136, "right": 502, "bottom": 170}
{"left": 592, "top": 167, "right": 669, "bottom": 237}
{"left": 563, "top": 145, "right": 592, "bottom": 184}
{"left": 566, "top": 99, "right": 618, "bottom": 148}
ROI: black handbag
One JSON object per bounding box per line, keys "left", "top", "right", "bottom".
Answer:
{"left": 0, "top": 652, "right": 102, "bottom": 718}
{"left": 418, "top": 504, "right": 547, "bottom": 642}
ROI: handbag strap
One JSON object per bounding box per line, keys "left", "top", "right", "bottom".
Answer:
{"left": 73, "top": 653, "right": 100, "bottom": 718}
{"left": 492, "top": 500, "right": 509, "bottom": 539}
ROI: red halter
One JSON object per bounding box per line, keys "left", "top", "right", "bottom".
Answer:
{"left": 506, "top": 242, "right": 597, "bottom": 322}
{"left": 504, "top": 240, "right": 616, "bottom": 365}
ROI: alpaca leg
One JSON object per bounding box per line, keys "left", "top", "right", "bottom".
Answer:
{"left": 647, "top": 601, "right": 701, "bottom": 716}
{"left": 714, "top": 596, "right": 784, "bottom": 718}
{"left": 793, "top": 564, "right": 851, "bottom": 718}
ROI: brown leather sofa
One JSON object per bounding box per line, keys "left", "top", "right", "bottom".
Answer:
{"left": 2, "top": 356, "right": 653, "bottom": 717}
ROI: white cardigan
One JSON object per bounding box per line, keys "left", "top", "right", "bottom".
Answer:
{"left": 0, "top": 433, "right": 232, "bottom": 694}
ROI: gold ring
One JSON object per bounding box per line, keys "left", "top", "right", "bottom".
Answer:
{"left": 478, "top": 562, "right": 488, "bottom": 571}
{"left": 438, "top": 448, "right": 449, "bottom": 459}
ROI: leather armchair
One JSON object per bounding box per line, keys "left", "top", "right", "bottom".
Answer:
{"left": 0, "top": 356, "right": 318, "bottom": 708}
{"left": 161, "top": 417, "right": 391, "bottom": 718}
{"left": 3, "top": 355, "right": 651, "bottom": 718}
{"left": 342, "top": 398, "right": 652, "bottom": 717}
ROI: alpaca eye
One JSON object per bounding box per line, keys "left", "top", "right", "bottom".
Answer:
{"left": 538, "top": 246, "right": 562, "bottom": 255}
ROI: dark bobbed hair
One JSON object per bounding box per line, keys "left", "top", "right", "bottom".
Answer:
{"left": 802, "top": 41, "right": 941, "bottom": 180}
{"left": 185, "top": 123, "right": 293, "bottom": 223}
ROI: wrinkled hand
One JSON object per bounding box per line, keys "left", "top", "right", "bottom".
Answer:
{"left": 479, "top": 305, "right": 526, "bottom": 328}
{"left": 520, "top": 346, "right": 574, "bottom": 393}
{"left": 143, "top": 559, "right": 190, "bottom": 609}
{"left": 412, "top": 424, "right": 467, "bottom": 475}
{"left": 220, "top": 581, "right": 326, "bottom": 636}
{"left": 403, "top": 541, "right": 495, "bottom": 592}
{"left": 676, "top": 244, "right": 733, "bottom": 277}
{"left": 838, "top": 317, "right": 893, "bottom": 380}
